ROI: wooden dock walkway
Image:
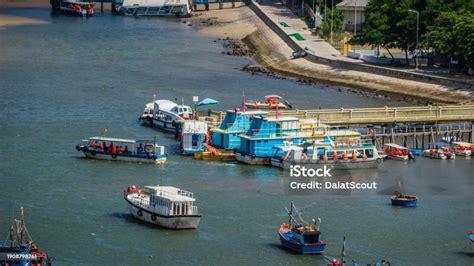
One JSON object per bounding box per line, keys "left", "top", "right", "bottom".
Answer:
{"left": 203, "top": 105, "right": 474, "bottom": 125}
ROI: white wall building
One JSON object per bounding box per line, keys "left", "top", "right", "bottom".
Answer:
{"left": 336, "top": 0, "right": 368, "bottom": 32}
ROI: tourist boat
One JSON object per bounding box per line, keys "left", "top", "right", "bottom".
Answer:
{"left": 278, "top": 201, "right": 326, "bottom": 254}
{"left": 383, "top": 144, "right": 414, "bottom": 160}
{"left": 149, "top": 99, "right": 194, "bottom": 132}
{"left": 271, "top": 138, "right": 381, "bottom": 170}
{"left": 0, "top": 208, "right": 51, "bottom": 266}
{"left": 193, "top": 145, "right": 236, "bottom": 160}
{"left": 422, "top": 142, "right": 455, "bottom": 160}
{"left": 76, "top": 136, "right": 167, "bottom": 164}
{"left": 391, "top": 192, "right": 418, "bottom": 207}
{"left": 123, "top": 184, "right": 201, "bottom": 229}
{"left": 210, "top": 109, "right": 268, "bottom": 150}
{"left": 236, "top": 117, "right": 360, "bottom": 165}
{"left": 180, "top": 121, "right": 208, "bottom": 155}
{"left": 112, "top": 0, "right": 191, "bottom": 17}
{"left": 59, "top": 0, "right": 94, "bottom": 16}
{"left": 450, "top": 141, "right": 472, "bottom": 156}
{"left": 244, "top": 95, "right": 292, "bottom": 110}
{"left": 138, "top": 101, "right": 155, "bottom": 126}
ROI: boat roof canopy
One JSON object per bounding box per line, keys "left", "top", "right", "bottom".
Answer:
{"left": 384, "top": 143, "right": 408, "bottom": 149}
{"left": 145, "top": 186, "right": 196, "bottom": 202}
{"left": 451, "top": 141, "right": 472, "bottom": 146}
{"left": 432, "top": 141, "right": 450, "bottom": 147}
{"left": 87, "top": 136, "right": 158, "bottom": 145}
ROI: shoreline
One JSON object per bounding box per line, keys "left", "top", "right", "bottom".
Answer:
{"left": 189, "top": 6, "right": 474, "bottom": 105}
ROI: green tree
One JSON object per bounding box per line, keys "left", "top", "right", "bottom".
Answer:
{"left": 426, "top": 11, "right": 474, "bottom": 70}
{"left": 321, "top": 8, "right": 344, "bottom": 40}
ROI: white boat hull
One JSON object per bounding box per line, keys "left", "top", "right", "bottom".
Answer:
{"left": 125, "top": 198, "right": 201, "bottom": 229}
{"left": 271, "top": 158, "right": 381, "bottom": 170}
{"left": 236, "top": 153, "right": 271, "bottom": 165}
{"left": 151, "top": 118, "right": 178, "bottom": 132}
{"left": 83, "top": 151, "right": 166, "bottom": 164}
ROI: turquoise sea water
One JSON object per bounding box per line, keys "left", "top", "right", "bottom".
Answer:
{"left": 0, "top": 7, "right": 473, "bottom": 265}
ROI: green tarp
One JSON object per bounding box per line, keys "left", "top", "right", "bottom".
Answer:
{"left": 288, "top": 33, "right": 305, "bottom": 41}
{"left": 279, "top": 22, "right": 289, "bottom": 27}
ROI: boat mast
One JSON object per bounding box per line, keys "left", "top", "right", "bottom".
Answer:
{"left": 241, "top": 90, "right": 246, "bottom": 112}
{"left": 288, "top": 201, "right": 294, "bottom": 226}
{"left": 341, "top": 236, "right": 346, "bottom": 266}
{"left": 20, "top": 207, "right": 25, "bottom": 244}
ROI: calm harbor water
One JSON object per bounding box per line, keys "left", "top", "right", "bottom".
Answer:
{"left": 1, "top": 8, "right": 473, "bottom": 265}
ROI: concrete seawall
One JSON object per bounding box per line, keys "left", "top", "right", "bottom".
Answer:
{"left": 248, "top": 1, "right": 473, "bottom": 91}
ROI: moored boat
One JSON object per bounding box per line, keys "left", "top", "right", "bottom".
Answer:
{"left": 210, "top": 109, "right": 268, "bottom": 150}
{"left": 76, "top": 136, "right": 167, "bottom": 164}
{"left": 422, "top": 142, "right": 455, "bottom": 160}
{"left": 450, "top": 141, "right": 472, "bottom": 156}
{"left": 469, "top": 230, "right": 474, "bottom": 242}
{"left": 391, "top": 192, "right": 418, "bottom": 207}
{"left": 383, "top": 144, "right": 414, "bottom": 161}
{"left": 113, "top": 0, "right": 191, "bottom": 17}
{"left": 244, "top": 95, "right": 292, "bottom": 110}
{"left": 193, "top": 145, "right": 235, "bottom": 161}
{"left": 150, "top": 99, "right": 193, "bottom": 132}
{"left": 123, "top": 184, "right": 201, "bottom": 229}
{"left": 0, "top": 208, "right": 51, "bottom": 266}
{"left": 271, "top": 139, "right": 381, "bottom": 170}
{"left": 278, "top": 202, "right": 326, "bottom": 254}
{"left": 59, "top": 0, "right": 94, "bottom": 16}
{"left": 180, "top": 121, "right": 208, "bottom": 155}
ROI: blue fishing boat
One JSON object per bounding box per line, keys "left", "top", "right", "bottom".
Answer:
{"left": 391, "top": 192, "right": 418, "bottom": 207}
{"left": 278, "top": 202, "right": 326, "bottom": 254}
{"left": 469, "top": 231, "right": 474, "bottom": 242}
{"left": 236, "top": 116, "right": 329, "bottom": 165}
{"left": 210, "top": 109, "right": 267, "bottom": 150}
{"left": 0, "top": 208, "right": 51, "bottom": 266}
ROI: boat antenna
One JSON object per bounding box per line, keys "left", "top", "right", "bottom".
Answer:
{"left": 275, "top": 98, "right": 280, "bottom": 119}
{"left": 181, "top": 97, "right": 184, "bottom": 105}
{"left": 102, "top": 128, "right": 107, "bottom": 138}
{"left": 153, "top": 136, "right": 157, "bottom": 155}
{"left": 153, "top": 94, "right": 156, "bottom": 101}
{"left": 19, "top": 207, "right": 24, "bottom": 244}
{"left": 242, "top": 90, "right": 247, "bottom": 112}
{"left": 397, "top": 180, "right": 405, "bottom": 196}
{"left": 341, "top": 236, "right": 346, "bottom": 266}
{"left": 288, "top": 201, "right": 293, "bottom": 226}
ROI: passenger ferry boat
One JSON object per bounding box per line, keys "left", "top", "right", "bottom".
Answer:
{"left": 278, "top": 202, "right": 326, "bottom": 254}
{"left": 113, "top": 0, "right": 191, "bottom": 17}
{"left": 147, "top": 99, "right": 193, "bottom": 132}
{"left": 236, "top": 116, "right": 360, "bottom": 165}
{"left": 210, "top": 109, "right": 268, "bottom": 150}
{"left": 450, "top": 142, "right": 472, "bottom": 156}
{"left": 244, "top": 95, "right": 292, "bottom": 110}
{"left": 76, "top": 136, "right": 167, "bottom": 164}
{"left": 422, "top": 142, "right": 456, "bottom": 160}
{"left": 0, "top": 208, "right": 51, "bottom": 266}
{"left": 383, "top": 144, "right": 414, "bottom": 160}
{"left": 59, "top": 0, "right": 94, "bottom": 16}
{"left": 180, "top": 121, "right": 208, "bottom": 155}
{"left": 123, "top": 184, "right": 201, "bottom": 229}
{"left": 271, "top": 138, "right": 381, "bottom": 170}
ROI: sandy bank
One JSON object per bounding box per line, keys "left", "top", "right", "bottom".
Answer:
{"left": 0, "top": 14, "right": 49, "bottom": 27}
{"left": 192, "top": 6, "right": 474, "bottom": 104}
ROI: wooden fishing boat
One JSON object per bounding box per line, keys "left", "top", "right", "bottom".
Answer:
{"left": 0, "top": 208, "right": 51, "bottom": 266}
{"left": 278, "top": 202, "right": 326, "bottom": 254}
{"left": 244, "top": 95, "right": 292, "bottom": 110}
{"left": 123, "top": 184, "right": 201, "bottom": 229}
{"left": 76, "top": 136, "right": 167, "bottom": 164}
{"left": 391, "top": 193, "right": 418, "bottom": 207}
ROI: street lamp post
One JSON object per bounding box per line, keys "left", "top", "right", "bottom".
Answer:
{"left": 330, "top": 0, "right": 334, "bottom": 43}
{"left": 409, "top": 9, "right": 419, "bottom": 70}
{"left": 354, "top": 0, "right": 357, "bottom": 35}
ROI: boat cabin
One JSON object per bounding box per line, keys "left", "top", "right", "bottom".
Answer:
{"left": 153, "top": 100, "right": 193, "bottom": 122}
{"left": 181, "top": 121, "right": 208, "bottom": 155}
{"left": 211, "top": 109, "right": 268, "bottom": 150}
{"left": 144, "top": 186, "right": 198, "bottom": 216}
{"left": 85, "top": 137, "right": 164, "bottom": 155}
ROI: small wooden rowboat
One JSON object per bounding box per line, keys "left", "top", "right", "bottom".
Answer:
{"left": 391, "top": 194, "right": 418, "bottom": 207}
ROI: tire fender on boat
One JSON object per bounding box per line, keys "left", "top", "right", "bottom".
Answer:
{"left": 151, "top": 214, "right": 156, "bottom": 221}
{"left": 112, "top": 153, "right": 117, "bottom": 159}
{"left": 137, "top": 209, "right": 143, "bottom": 217}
